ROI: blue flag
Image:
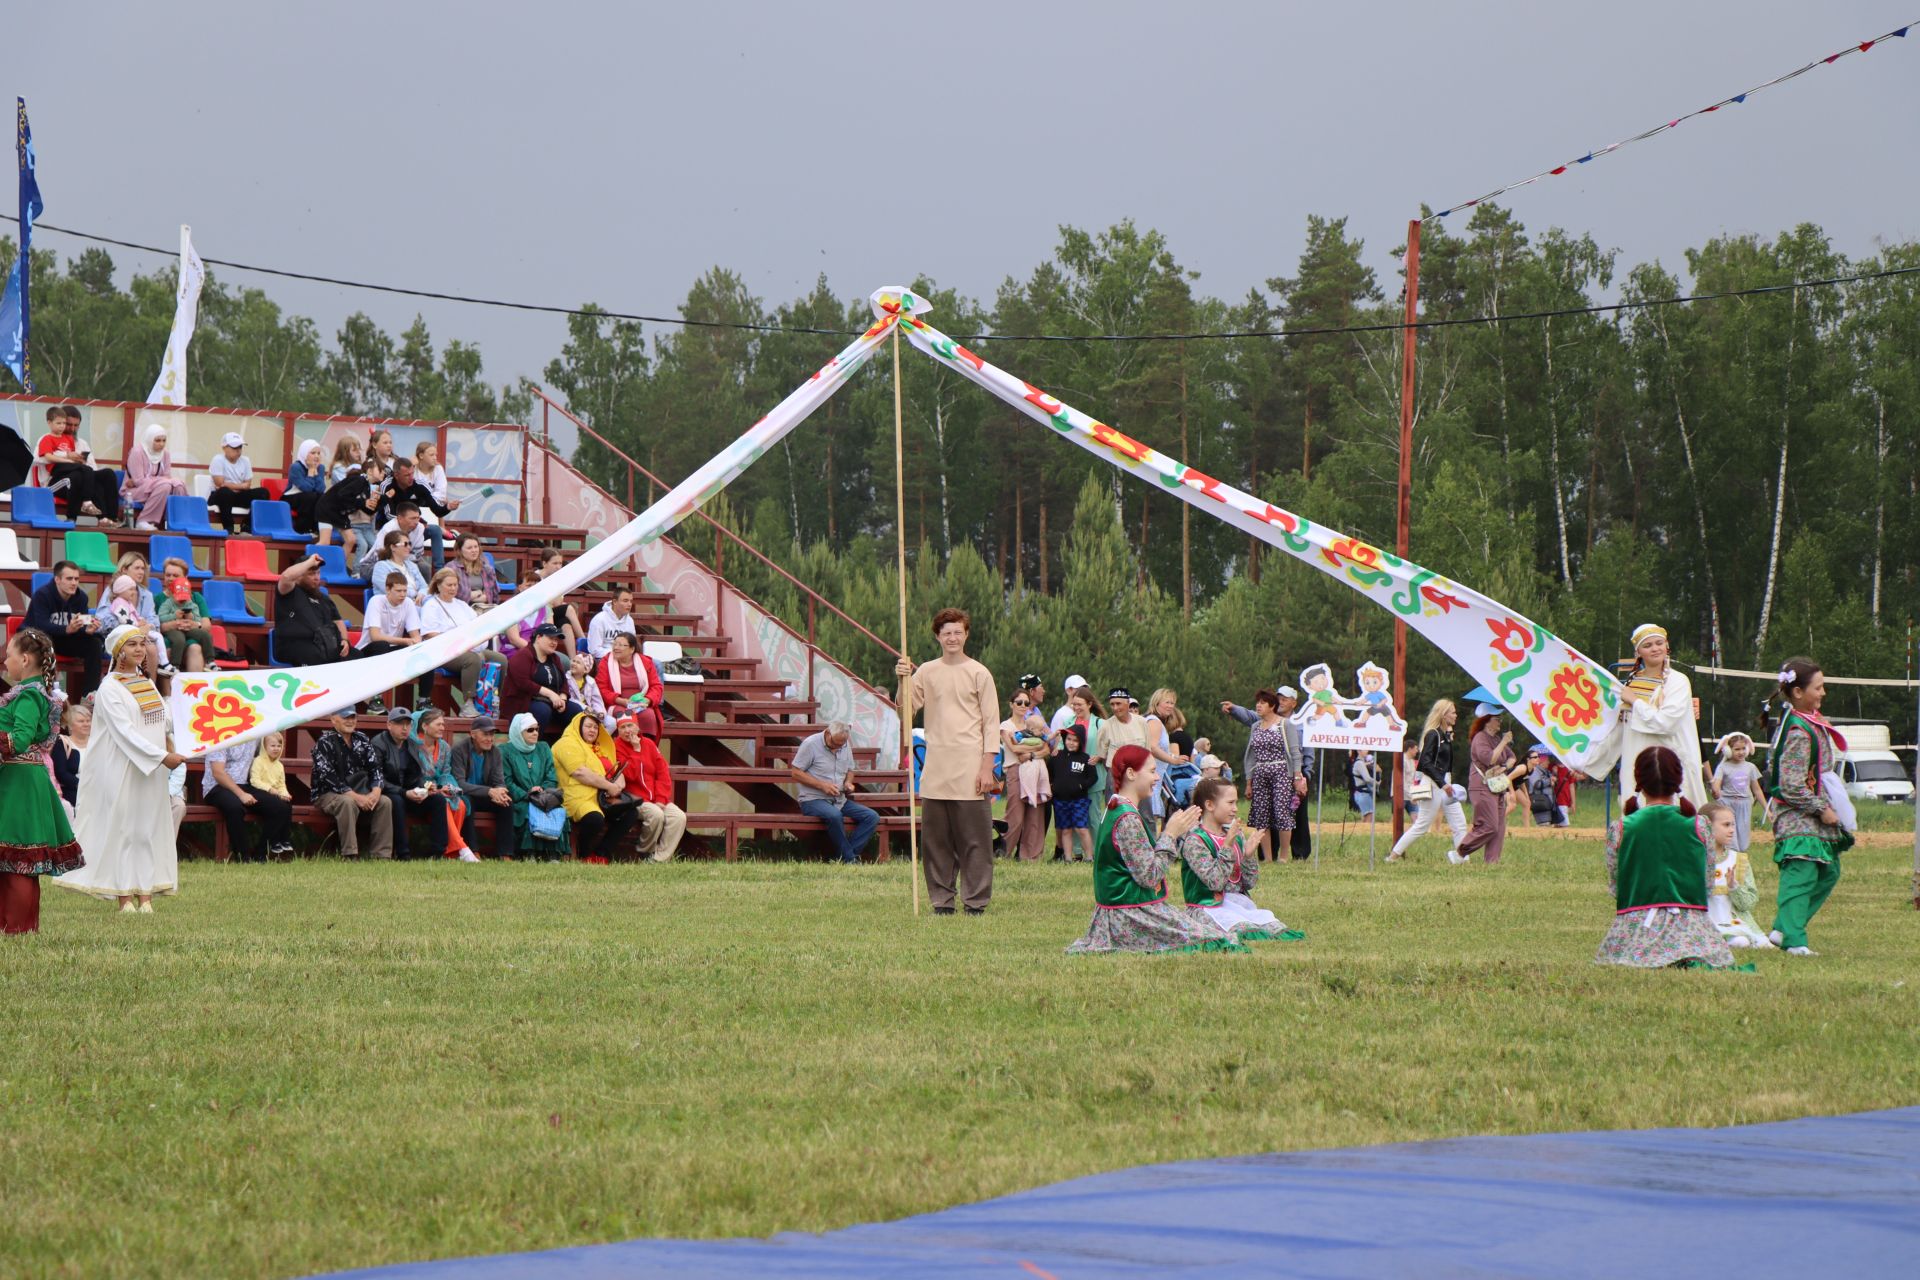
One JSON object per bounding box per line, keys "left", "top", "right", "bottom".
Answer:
{"left": 0, "top": 97, "right": 44, "bottom": 390}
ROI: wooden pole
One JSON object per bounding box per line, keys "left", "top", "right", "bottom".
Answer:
{"left": 1391, "top": 219, "right": 1422, "bottom": 849}
{"left": 893, "top": 328, "right": 920, "bottom": 916}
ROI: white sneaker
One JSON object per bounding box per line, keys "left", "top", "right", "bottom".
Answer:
{"left": 1446, "top": 849, "right": 1470, "bottom": 865}
{"left": 1768, "top": 930, "right": 1785, "bottom": 948}
{"left": 1384, "top": 850, "right": 1405, "bottom": 863}
{"left": 1786, "top": 945, "right": 1818, "bottom": 957}
{"left": 456, "top": 848, "right": 480, "bottom": 863}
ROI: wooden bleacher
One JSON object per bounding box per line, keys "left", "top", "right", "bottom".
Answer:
{"left": 2, "top": 487, "right": 907, "bottom": 864}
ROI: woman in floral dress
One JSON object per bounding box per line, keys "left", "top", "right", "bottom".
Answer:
{"left": 1595, "top": 746, "right": 1735, "bottom": 970}
{"left": 1242, "top": 690, "right": 1294, "bottom": 864}
{"left": 1066, "top": 745, "right": 1244, "bottom": 955}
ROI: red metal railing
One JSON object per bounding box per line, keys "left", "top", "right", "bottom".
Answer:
{"left": 531, "top": 388, "right": 904, "bottom": 669}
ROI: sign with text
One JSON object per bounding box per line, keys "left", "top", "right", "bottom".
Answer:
{"left": 1290, "top": 661, "right": 1409, "bottom": 752}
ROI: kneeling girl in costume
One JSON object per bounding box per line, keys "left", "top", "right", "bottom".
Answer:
{"left": 1176, "top": 777, "right": 1301, "bottom": 942}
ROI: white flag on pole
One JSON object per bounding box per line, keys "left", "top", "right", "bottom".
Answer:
{"left": 146, "top": 224, "right": 206, "bottom": 406}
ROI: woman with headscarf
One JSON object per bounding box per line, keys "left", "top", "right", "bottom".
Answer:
{"left": 1453, "top": 702, "right": 1529, "bottom": 866}
{"left": 550, "top": 710, "right": 638, "bottom": 861}
{"left": 120, "top": 423, "right": 188, "bottom": 531}
{"left": 286, "top": 438, "right": 328, "bottom": 533}
{"left": 502, "top": 712, "right": 568, "bottom": 859}
{"left": 1585, "top": 622, "right": 1708, "bottom": 810}
{"left": 53, "top": 627, "right": 186, "bottom": 913}
{"left": 408, "top": 707, "right": 475, "bottom": 861}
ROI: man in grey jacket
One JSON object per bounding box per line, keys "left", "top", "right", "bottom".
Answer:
{"left": 448, "top": 716, "right": 516, "bottom": 860}
{"left": 1221, "top": 684, "right": 1313, "bottom": 859}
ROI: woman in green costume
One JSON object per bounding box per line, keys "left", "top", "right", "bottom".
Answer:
{"left": 1765, "top": 657, "right": 1852, "bottom": 957}
{"left": 502, "top": 712, "right": 569, "bottom": 860}
{"left": 0, "top": 627, "right": 84, "bottom": 934}
{"left": 1065, "top": 744, "right": 1244, "bottom": 955}
{"left": 1595, "top": 746, "right": 1734, "bottom": 970}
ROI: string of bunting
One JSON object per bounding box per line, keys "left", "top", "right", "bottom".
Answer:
{"left": 1427, "top": 19, "right": 1916, "bottom": 222}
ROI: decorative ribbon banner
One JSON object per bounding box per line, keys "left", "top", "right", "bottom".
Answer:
{"left": 1428, "top": 19, "right": 1915, "bottom": 222}
{"left": 896, "top": 311, "right": 1627, "bottom": 771}
{"left": 171, "top": 292, "right": 922, "bottom": 755}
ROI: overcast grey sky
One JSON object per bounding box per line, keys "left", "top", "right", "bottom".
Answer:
{"left": 11, "top": 2, "right": 1920, "bottom": 412}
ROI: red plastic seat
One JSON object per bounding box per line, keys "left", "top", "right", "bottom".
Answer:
{"left": 262, "top": 478, "right": 287, "bottom": 501}
{"left": 223, "top": 538, "right": 281, "bottom": 584}
{"left": 207, "top": 624, "right": 251, "bottom": 670}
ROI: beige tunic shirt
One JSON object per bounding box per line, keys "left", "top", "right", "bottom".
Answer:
{"left": 1099, "top": 713, "right": 1148, "bottom": 763}
{"left": 910, "top": 656, "right": 999, "bottom": 801}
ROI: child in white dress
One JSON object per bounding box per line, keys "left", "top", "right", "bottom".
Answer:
{"left": 1699, "top": 800, "right": 1773, "bottom": 949}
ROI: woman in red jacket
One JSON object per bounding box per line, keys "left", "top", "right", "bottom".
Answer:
{"left": 613, "top": 714, "right": 685, "bottom": 861}
{"left": 595, "top": 631, "right": 664, "bottom": 740}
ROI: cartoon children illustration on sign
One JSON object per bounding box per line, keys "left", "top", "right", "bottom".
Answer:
{"left": 1293, "top": 663, "right": 1349, "bottom": 725}
{"left": 1353, "top": 662, "right": 1405, "bottom": 732}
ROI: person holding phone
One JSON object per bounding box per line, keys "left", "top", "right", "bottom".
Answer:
{"left": 1454, "top": 703, "right": 1530, "bottom": 866}
{"left": 156, "top": 558, "right": 215, "bottom": 673}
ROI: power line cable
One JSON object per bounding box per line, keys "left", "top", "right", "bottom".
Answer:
{"left": 7, "top": 212, "right": 1919, "bottom": 344}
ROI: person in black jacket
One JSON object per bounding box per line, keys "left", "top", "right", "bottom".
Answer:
{"left": 314, "top": 459, "right": 385, "bottom": 562}
{"left": 371, "top": 705, "right": 446, "bottom": 860}
{"left": 22, "top": 561, "right": 104, "bottom": 694}
{"left": 447, "top": 716, "right": 516, "bottom": 860}
{"left": 372, "top": 457, "right": 449, "bottom": 568}
{"left": 1386, "top": 698, "right": 1469, "bottom": 862}
{"left": 1046, "top": 723, "right": 1095, "bottom": 862}
{"left": 272, "top": 555, "right": 350, "bottom": 666}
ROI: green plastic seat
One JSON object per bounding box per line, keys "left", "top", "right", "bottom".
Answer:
{"left": 62, "top": 529, "right": 119, "bottom": 576}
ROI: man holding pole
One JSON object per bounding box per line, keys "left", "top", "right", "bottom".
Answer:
{"left": 895, "top": 608, "right": 998, "bottom": 915}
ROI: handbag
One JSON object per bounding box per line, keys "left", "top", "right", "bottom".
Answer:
{"left": 1483, "top": 770, "right": 1510, "bottom": 795}
{"left": 527, "top": 802, "right": 567, "bottom": 840}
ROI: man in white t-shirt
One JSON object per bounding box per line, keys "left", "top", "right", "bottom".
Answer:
{"left": 586, "top": 586, "right": 638, "bottom": 658}
{"left": 358, "top": 575, "right": 422, "bottom": 656}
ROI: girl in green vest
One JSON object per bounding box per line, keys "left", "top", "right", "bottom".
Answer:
{"left": 1766, "top": 657, "right": 1852, "bottom": 956}
{"left": 0, "top": 627, "right": 85, "bottom": 933}
{"left": 1176, "top": 776, "right": 1302, "bottom": 942}
{"left": 1065, "top": 745, "right": 1244, "bottom": 955}
{"left": 1595, "top": 746, "right": 1735, "bottom": 969}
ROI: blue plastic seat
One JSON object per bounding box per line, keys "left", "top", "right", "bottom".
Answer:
{"left": 12, "top": 488, "right": 74, "bottom": 531}
{"left": 165, "top": 495, "right": 225, "bottom": 538}
{"left": 249, "top": 499, "right": 301, "bottom": 542}
{"left": 204, "top": 580, "right": 265, "bottom": 625}
{"left": 148, "top": 534, "right": 211, "bottom": 579}
{"left": 305, "top": 543, "right": 363, "bottom": 587}
{"left": 483, "top": 551, "right": 517, "bottom": 595}
{"left": 30, "top": 571, "right": 50, "bottom": 596}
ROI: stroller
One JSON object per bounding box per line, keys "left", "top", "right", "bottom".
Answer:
{"left": 1159, "top": 758, "right": 1202, "bottom": 814}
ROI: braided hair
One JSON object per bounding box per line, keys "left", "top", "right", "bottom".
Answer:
{"left": 8, "top": 626, "right": 57, "bottom": 680}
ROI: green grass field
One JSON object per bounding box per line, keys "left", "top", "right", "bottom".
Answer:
{"left": 5, "top": 834, "right": 1919, "bottom": 1280}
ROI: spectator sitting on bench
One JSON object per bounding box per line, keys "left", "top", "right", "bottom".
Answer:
{"left": 372, "top": 704, "right": 447, "bottom": 861}
{"left": 156, "top": 558, "right": 214, "bottom": 673}
{"left": 500, "top": 624, "right": 577, "bottom": 739}
{"left": 23, "top": 561, "right": 104, "bottom": 695}
{"left": 311, "top": 706, "right": 394, "bottom": 860}
{"left": 372, "top": 457, "right": 450, "bottom": 569}
{"left": 121, "top": 422, "right": 187, "bottom": 532}
{"left": 448, "top": 715, "right": 516, "bottom": 861}
{"left": 273, "top": 554, "right": 351, "bottom": 667}
{"left": 35, "top": 405, "right": 122, "bottom": 525}
{"left": 315, "top": 458, "right": 384, "bottom": 561}
{"left": 360, "top": 504, "right": 432, "bottom": 588}
{"left": 208, "top": 431, "right": 272, "bottom": 535}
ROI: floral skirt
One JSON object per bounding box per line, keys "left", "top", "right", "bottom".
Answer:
{"left": 1595, "top": 907, "right": 1736, "bottom": 969}
{"left": 1067, "top": 900, "right": 1246, "bottom": 954}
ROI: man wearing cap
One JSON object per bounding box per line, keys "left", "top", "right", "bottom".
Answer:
{"left": 894, "top": 607, "right": 999, "bottom": 915}
{"left": 1098, "top": 686, "right": 1149, "bottom": 776}
{"left": 207, "top": 431, "right": 272, "bottom": 534}
{"left": 311, "top": 707, "right": 395, "bottom": 859}
{"left": 373, "top": 705, "right": 449, "bottom": 860}
{"left": 1049, "top": 674, "right": 1090, "bottom": 736}
{"left": 450, "top": 716, "right": 517, "bottom": 861}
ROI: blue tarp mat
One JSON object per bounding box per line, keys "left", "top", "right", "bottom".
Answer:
{"left": 329, "top": 1107, "right": 1920, "bottom": 1279}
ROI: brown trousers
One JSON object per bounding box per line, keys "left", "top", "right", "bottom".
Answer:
{"left": 1003, "top": 786, "right": 1049, "bottom": 861}
{"left": 920, "top": 798, "right": 993, "bottom": 911}
{"left": 315, "top": 792, "right": 395, "bottom": 858}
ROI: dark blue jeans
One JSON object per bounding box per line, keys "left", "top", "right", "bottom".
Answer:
{"left": 800, "top": 798, "right": 879, "bottom": 863}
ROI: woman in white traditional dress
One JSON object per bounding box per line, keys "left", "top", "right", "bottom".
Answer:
{"left": 1585, "top": 622, "right": 1708, "bottom": 810}
{"left": 53, "top": 627, "right": 186, "bottom": 913}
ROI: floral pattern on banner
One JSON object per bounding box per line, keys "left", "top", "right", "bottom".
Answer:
{"left": 898, "top": 309, "right": 1629, "bottom": 773}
